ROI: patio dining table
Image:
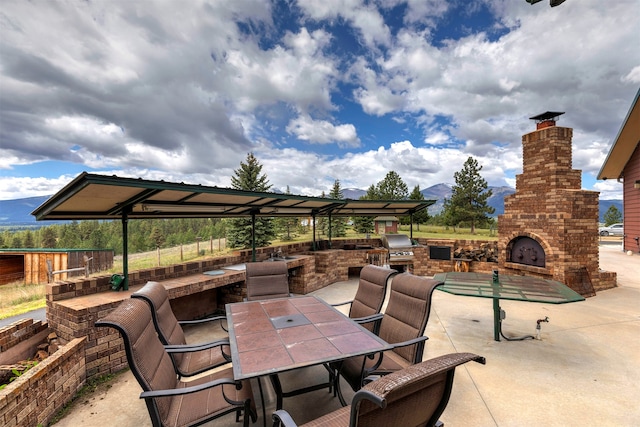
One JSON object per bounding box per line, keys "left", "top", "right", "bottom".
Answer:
{"left": 225, "top": 295, "right": 392, "bottom": 411}
{"left": 433, "top": 271, "right": 585, "bottom": 341}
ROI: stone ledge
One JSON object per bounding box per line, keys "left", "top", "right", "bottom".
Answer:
{"left": 0, "top": 337, "right": 86, "bottom": 427}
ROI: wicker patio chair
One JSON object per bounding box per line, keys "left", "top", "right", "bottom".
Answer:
{"left": 245, "top": 261, "right": 291, "bottom": 301}
{"left": 333, "top": 273, "right": 441, "bottom": 403}
{"left": 331, "top": 265, "right": 397, "bottom": 333}
{"left": 96, "top": 298, "right": 257, "bottom": 427}
{"left": 132, "top": 281, "right": 230, "bottom": 378}
{"left": 273, "top": 352, "right": 486, "bottom": 427}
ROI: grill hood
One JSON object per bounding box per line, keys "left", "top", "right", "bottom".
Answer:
{"left": 380, "top": 234, "right": 415, "bottom": 249}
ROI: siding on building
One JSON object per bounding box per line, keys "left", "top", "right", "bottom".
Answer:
{"left": 623, "top": 143, "right": 640, "bottom": 252}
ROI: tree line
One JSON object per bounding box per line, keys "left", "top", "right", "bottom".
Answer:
{"left": 1, "top": 154, "right": 495, "bottom": 252}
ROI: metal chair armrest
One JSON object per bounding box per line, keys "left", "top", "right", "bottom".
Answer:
{"left": 364, "top": 336, "right": 430, "bottom": 376}
{"left": 331, "top": 300, "right": 353, "bottom": 308}
{"left": 352, "top": 313, "right": 383, "bottom": 324}
{"left": 164, "top": 337, "right": 230, "bottom": 353}
{"left": 352, "top": 313, "right": 384, "bottom": 334}
{"left": 272, "top": 409, "right": 300, "bottom": 427}
{"left": 348, "top": 389, "right": 386, "bottom": 425}
{"left": 140, "top": 377, "right": 240, "bottom": 399}
{"left": 178, "top": 315, "right": 228, "bottom": 331}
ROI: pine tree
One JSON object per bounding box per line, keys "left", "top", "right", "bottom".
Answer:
{"left": 375, "top": 171, "right": 408, "bottom": 200}
{"left": 150, "top": 226, "right": 166, "bottom": 248}
{"left": 352, "top": 185, "right": 376, "bottom": 234}
{"left": 41, "top": 228, "right": 57, "bottom": 248}
{"left": 406, "top": 185, "right": 429, "bottom": 231}
{"left": 275, "top": 186, "right": 298, "bottom": 241}
{"left": 227, "top": 153, "right": 275, "bottom": 249}
{"left": 442, "top": 156, "right": 494, "bottom": 234}
{"left": 23, "top": 230, "right": 35, "bottom": 248}
{"left": 603, "top": 205, "right": 622, "bottom": 226}
{"left": 328, "top": 180, "right": 347, "bottom": 237}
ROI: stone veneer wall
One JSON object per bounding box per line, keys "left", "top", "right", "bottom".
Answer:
{"left": 498, "top": 125, "right": 616, "bottom": 293}
{"left": 0, "top": 320, "right": 86, "bottom": 427}
{"left": 0, "top": 319, "right": 49, "bottom": 354}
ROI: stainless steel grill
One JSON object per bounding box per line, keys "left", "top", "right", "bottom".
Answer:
{"left": 380, "top": 234, "right": 416, "bottom": 263}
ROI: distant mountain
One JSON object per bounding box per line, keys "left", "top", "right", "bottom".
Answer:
{"left": 421, "top": 183, "right": 453, "bottom": 199}
{"left": 487, "top": 186, "right": 517, "bottom": 217}
{"left": 0, "top": 188, "right": 623, "bottom": 226}
{"left": 0, "top": 196, "right": 51, "bottom": 227}
{"left": 342, "top": 188, "right": 367, "bottom": 199}
{"left": 419, "top": 184, "right": 515, "bottom": 217}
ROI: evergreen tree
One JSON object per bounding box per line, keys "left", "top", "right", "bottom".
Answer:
{"left": 352, "top": 186, "right": 376, "bottom": 234}
{"left": 442, "top": 156, "right": 494, "bottom": 234}
{"left": 405, "top": 185, "right": 429, "bottom": 230}
{"left": 375, "top": 171, "right": 408, "bottom": 200}
{"left": 328, "top": 180, "right": 347, "bottom": 237}
{"left": 227, "top": 153, "right": 275, "bottom": 249}
{"left": 150, "top": 226, "right": 166, "bottom": 248}
{"left": 316, "top": 191, "right": 328, "bottom": 236}
{"left": 603, "top": 205, "right": 622, "bottom": 226}
{"left": 11, "top": 236, "right": 22, "bottom": 248}
{"left": 275, "top": 186, "right": 298, "bottom": 241}
{"left": 23, "top": 230, "right": 35, "bottom": 248}
{"left": 41, "top": 227, "right": 57, "bottom": 248}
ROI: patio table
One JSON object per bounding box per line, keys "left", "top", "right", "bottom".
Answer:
{"left": 225, "top": 295, "right": 391, "bottom": 410}
{"left": 433, "top": 271, "right": 585, "bottom": 341}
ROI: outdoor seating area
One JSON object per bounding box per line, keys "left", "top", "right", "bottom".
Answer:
{"left": 95, "top": 266, "right": 486, "bottom": 427}
{"left": 95, "top": 261, "right": 485, "bottom": 427}
{"left": 49, "top": 244, "right": 640, "bottom": 426}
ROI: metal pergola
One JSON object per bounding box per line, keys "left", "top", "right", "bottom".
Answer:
{"left": 32, "top": 172, "right": 435, "bottom": 287}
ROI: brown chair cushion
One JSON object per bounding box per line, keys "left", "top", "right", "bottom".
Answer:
{"left": 97, "top": 298, "right": 255, "bottom": 427}
{"left": 349, "top": 265, "right": 395, "bottom": 323}
{"left": 132, "top": 281, "right": 229, "bottom": 377}
{"left": 245, "top": 261, "right": 290, "bottom": 301}
{"left": 287, "top": 353, "right": 485, "bottom": 427}
{"left": 378, "top": 274, "right": 439, "bottom": 364}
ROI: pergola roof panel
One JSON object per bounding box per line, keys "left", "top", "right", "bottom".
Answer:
{"left": 32, "top": 172, "right": 435, "bottom": 221}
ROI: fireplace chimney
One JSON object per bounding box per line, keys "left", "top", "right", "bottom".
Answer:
{"left": 529, "top": 111, "right": 565, "bottom": 130}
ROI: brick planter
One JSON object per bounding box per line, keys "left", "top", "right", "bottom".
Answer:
{"left": 0, "top": 320, "right": 86, "bottom": 427}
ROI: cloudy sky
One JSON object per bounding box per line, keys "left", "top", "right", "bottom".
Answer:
{"left": 1, "top": 0, "right": 638, "bottom": 202}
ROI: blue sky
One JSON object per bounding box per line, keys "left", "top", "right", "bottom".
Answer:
{"left": 1, "top": 0, "right": 638, "bottom": 201}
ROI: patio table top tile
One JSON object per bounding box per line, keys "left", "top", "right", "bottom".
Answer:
{"left": 226, "top": 295, "right": 391, "bottom": 379}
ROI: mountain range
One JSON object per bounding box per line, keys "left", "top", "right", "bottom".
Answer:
{"left": 343, "top": 184, "right": 542, "bottom": 218}
{"left": 0, "top": 185, "right": 623, "bottom": 227}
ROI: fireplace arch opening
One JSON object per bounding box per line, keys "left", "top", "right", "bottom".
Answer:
{"left": 507, "top": 236, "right": 546, "bottom": 268}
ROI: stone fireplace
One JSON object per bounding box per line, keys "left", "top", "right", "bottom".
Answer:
{"left": 498, "top": 112, "right": 616, "bottom": 295}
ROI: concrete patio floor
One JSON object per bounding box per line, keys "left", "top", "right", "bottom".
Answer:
{"left": 52, "top": 242, "right": 640, "bottom": 426}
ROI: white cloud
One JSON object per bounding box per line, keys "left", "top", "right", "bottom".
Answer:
{"left": 1, "top": 0, "right": 637, "bottom": 202}
{"left": 622, "top": 66, "right": 640, "bottom": 84}
{"left": 593, "top": 180, "right": 624, "bottom": 201}
{"left": 298, "top": 0, "right": 391, "bottom": 48}
{"left": 286, "top": 115, "right": 360, "bottom": 147}
{"left": 0, "top": 176, "right": 77, "bottom": 200}
{"left": 218, "top": 27, "right": 337, "bottom": 113}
